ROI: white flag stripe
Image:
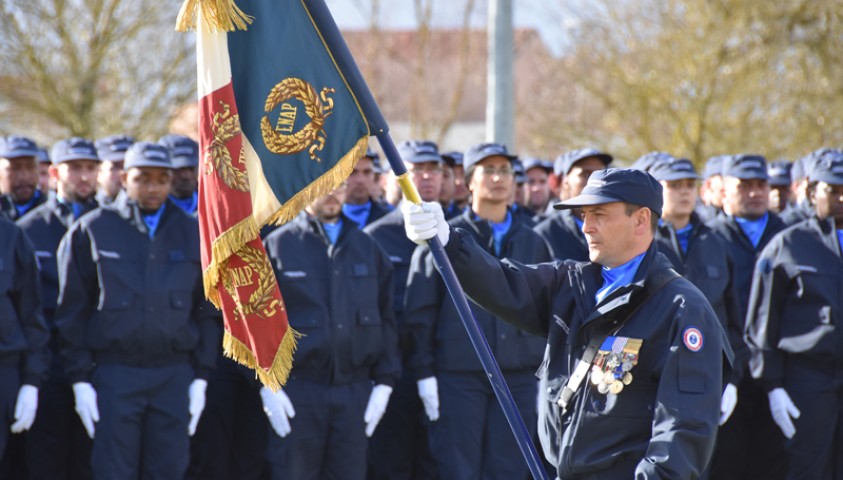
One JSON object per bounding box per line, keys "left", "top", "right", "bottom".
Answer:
{"left": 242, "top": 135, "right": 282, "bottom": 225}
{"left": 196, "top": 11, "right": 232, "bottom": 99}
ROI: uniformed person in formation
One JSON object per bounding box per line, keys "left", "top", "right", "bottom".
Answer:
{"left": 261, "top": 183, "right": 400, "bottom": 480}
{"left": 94, "top": 134, "right": 134, "bottom": 205}
{"left": 534, "top": 148, "right": 612, "bottom": 262}
{"left": 647, "top": 157, "right": 745, "bottom": 428}
{"left": 767, "top": 160, "right": 794, "bottom": 214}
{"left": 779, "top": 148, "right": 833, "bottom": 227}
{"left": 364, "top": 140, "right": 445, "bottom": 480}
{"left": 520, "top": 157, "right": 554, "bottom": 221}
{"left": 160, "top": 134, "right": 200, "bottom": 215}
{"left": 35, "top": 147, "right": 52, "bottom": 195}
{"left": 402, "top": 168, "right": 727, "bottom": 478}
{"left": 696, "top": 155, "right": 727, "bottom": 223}
{"left": 55, "top": 142, "right": 219, "bottom": 479}
{"left": 0, "top": 212, "right": 49, "bottom": 467}
{"left": 403, "top": 142, "right": 551, "bottom": 480}
{"left": 0, "top": 135, "right": 48, "bottom": 221}
{"left": 342, "top": 146, "right": 391, "bottom": 228}
{"left": 17, "top": 137, "right": 101, "bottom": 479}
{"left": 706, "top": 153, "right": 788, "bottom": 480}
{"left": 746, "top": 150, "right": 843, "bottom": 480}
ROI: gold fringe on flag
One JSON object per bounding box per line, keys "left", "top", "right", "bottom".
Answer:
{"left": 202, "top": 216, "right": 260, "bottom": 308}
{"left": 265, "top": 136, "right": 368, "bottom": 227}
{"left": 176, "top": 0, "right": 253, "bottom": 32}
{"left": 223, "top": 329, "right": 302, "bottom": 392}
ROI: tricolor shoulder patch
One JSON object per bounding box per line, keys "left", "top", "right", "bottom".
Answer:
{"left": 682, "top": 327, "right": 704, "bottom": 352}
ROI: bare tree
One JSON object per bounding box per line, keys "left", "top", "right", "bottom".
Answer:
{"left": 0, "top": 0, "right": 195, "bottom": 143}
{"left": 521, "top": 0, "right": 843, "bottom": 163}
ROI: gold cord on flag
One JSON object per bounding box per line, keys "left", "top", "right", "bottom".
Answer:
{"left": 176, "top": 0, "right": 253, "bottom": 32}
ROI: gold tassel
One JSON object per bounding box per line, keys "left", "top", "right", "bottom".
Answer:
{"left": 223, "top": 329, "right": 302, "bottom": 391}
{"left": 264, "top": 136, "right": 368, "bottom": 226}
{"left": 176, "top": 0, "right": 254, "bottom": 32}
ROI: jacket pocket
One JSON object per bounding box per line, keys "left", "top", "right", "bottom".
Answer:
{"left": 352, "top": 307, "right": 384, "bottom": 366}
{"left": 0, "top": 272, "right": 23, "bottom": 344}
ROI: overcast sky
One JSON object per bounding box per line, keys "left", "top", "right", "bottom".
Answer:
{"left": 324, "top": 0, "right": 577, "bottom": 55}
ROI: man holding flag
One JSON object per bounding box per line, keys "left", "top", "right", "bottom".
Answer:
{"left": 177, "top": 0, "right": 550, "bottom": 477}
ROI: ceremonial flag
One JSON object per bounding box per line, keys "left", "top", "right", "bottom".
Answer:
{"left": 177, "top": 0, "right": 373, "bottom": 389}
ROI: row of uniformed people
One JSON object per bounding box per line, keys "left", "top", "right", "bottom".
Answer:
{"left": 0, "top": 134, "right": 214, "bottom": 480}
{"left": 0, "top": 134, "right": 201, "bottom": 223}
{"left": 624, "top": 147, "right": 843, "bottom": 480}
{"left": 1, "top": 128, "right": 837, "bottom": 479}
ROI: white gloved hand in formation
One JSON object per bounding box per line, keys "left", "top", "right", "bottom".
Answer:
{"left": 719, "top": 383, "right": 738, "bottom": 426}
{"left": 260, "top": 387, "right": 296, "bottom": 438}
{"left": 188, "top": 379, "right": 208, "bottom": 436}
{"left": 417, "top": 376, "right": 440, "bottom": 422}
{"left": 401, "top": 202, "right": 449, "bottom": 247}
{"left": 10, "top": 385, "right": 38, "bottom": 433}
{"left": 72, "top": 382, "right": 100, "bottom": 439}
{"left": 364, "top": 384, "right": 394, "bottom": 437}
{"left": 768, "top": 388, "right": 800, "bottom": 439}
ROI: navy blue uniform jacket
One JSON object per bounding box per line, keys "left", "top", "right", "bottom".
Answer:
{"left": 746, "top": 216, "right": 843, "bottom": 391}
{"left": 656, "top": 214, "right": 746, "bottom": 384}
{"left": 55, "top": 197, "right": 219, "bottom": 383}
{"left": 0, "top": 192, "right": 48, "bottom": 222}
{"left": 442, "top": 230, "right": 726, "bottom": 479}
{"left": 534, "top": 209, "right": 590, "bottom": 262}
{"left": 706, "top": 212, "right": 786, "bottom": 319}
{"left": 18, "top": 197, "right": 98, "bottom": 374}
{"left": 18, "top": 197, "right": 98, "bottom": 319}
{"left": 0, "top": 218, "right": 49, "bottom": 387}
{"left": 263, "top": 215, "right": 400, "bottom": 387}
{"left": 404, "top": 209, "right": 551, "bottom": 378}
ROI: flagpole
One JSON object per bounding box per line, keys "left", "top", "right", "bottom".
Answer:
{"left": 378, "top": 133, "right": 550, "bottom": 480}
{"left": 304, "top": 2, "right": 549, "bottom": 478}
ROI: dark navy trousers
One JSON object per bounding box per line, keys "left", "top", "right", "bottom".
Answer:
{"left": 268, "top": 378, "right": 371, "bottom": 480}
{"left": 430, "top": 371, "right": 537, "bottom": 480}
{"left": 367, "top": 373, "right": 439, "bottom": 480}
{"left": 0, "top": 365, "right": 20, "bottom": 463}
{"left": 25, "top": 373, "right": 93, "bottom": 479}
{"left": 91, "top": 363, "right": 192, "bottom": 480}
{"left": 186, "top": 356, "right": 269, "bottom": 480}
{"left": 781, "top": 366, "right": 843, "bottom": 480}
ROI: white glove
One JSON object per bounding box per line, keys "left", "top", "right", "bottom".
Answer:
{"left": 364, "top": 384, "right": 393, "bottom": 437}
{"left": 768, "top": 388, "right": 800, "bottom": 439}
{"left": 401, "top": 202, "right": 449, "bottom": 247}
{"left": 260, "top": 387, "right": 295, "bottom": 438}
{"left": 10, "top": 385, "right": 38, "bottom": 433}
{"left": 72, "top": 382, "right": 99, "bottom": 439}
{"left": 719, "top": 383, "right": 737, "bottom": 426}
{"left": 188, "top": 379, "right": 208, "bottom": 436}
{"left": 417, "top": 376, "right": 440, "bottom": 422}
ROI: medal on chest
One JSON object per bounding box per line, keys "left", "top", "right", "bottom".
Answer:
{"left": 589, "top": 336, "right": 643, "bottom": 395}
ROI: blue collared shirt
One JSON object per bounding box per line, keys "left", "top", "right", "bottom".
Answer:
{"left": 322, "top": 219, "right": 343, "bottom": 245}
{"left": 490, "top": 210, "right": 513, "bottom": 256}
{"left": 57, "top": 195, "right": 83, "bottom": 219}
{"left": 734, "top": 212, "right": 769, "bottom": 248}
{"left": 170, "top": 191, "right": 198, "bottom": 214}
{"left": 574, "top": 215, "right": 584, "bottom": 233}
{"left": 342, "top": 201, "right": 371, "bottom": 229}
{"left": 837, "top": 230, "right": 843, "bottom": 255}
{"left": 15, "top": 190, "right": 42, "bottom": 217}
{"left": 675, "top": 223, "right": 693, "bottom": 253}
{"left": 142, "top": 204, "right": 166, "bottom": 239}
{"left": 595, "top": 251, "right": 646, "bottom": 304}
